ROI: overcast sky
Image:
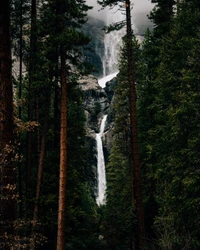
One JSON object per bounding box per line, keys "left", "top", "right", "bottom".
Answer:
{"left": 86, "top": 0, "right": 154, "bottom": 21}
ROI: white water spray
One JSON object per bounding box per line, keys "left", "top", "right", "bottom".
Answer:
{"left": 96, "top": 115, "right": 107, "bottom": 206}
{"left": 88, "top": 0, "right": 153, "bottom": 206}
{"left": 96, "top": 5, "right": 125, "bottom": 206}
{"left": 102, "top": 6, "right": 126, "bottom": 76}
{"left": 98, "top": 71, "right": 118, "bottom": 88}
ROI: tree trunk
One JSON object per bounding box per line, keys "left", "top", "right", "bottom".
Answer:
{"left": 31, "top": 93, "right": 50, "bottom": 249}
{"left": 26, "top": 0, "right": 37, "bottom": 192}
{"left": 125, "top": 1, "right": 145, "bottom": 249}
{"left": 0, "top": 0, "right": 16, "bottom": 239}
{"left": 54, "top": 73, "right": 60, "bottom": 150}
{"left": 57, "top": 46, "right": 67, "bottom": 250}
{"left": 35, "top": 91, "right": 41, "bottom": 165}
{"left": 18, "top": 0, "right": 23, "bottom": 218}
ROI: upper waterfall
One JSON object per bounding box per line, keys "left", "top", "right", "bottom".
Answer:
{"left": 102, "top": 6, "right": 126, "bottom": 76}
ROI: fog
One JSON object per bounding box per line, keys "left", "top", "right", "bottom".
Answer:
{"left": 86, "top": 0, "right": 154, "bottom": 21}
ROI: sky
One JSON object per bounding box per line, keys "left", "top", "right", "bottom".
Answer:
{"left": 86, "top": 0, "right": 154, "bottom": 21}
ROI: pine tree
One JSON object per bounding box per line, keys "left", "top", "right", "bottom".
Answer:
{"left": 0, "top": 0, "right": 16, "bottom": 243}
{"left": 105, "top": 69, "right": 133, "bottom": 249}
{"left": 7, "top": 0, "right": 95, "bottom": 247}
{"left": 137, "top": 0, "right": 200, "bottom": 248}
{"left": 150, "top": 0, "right": 176, "bottom": 38}
{"left": 98, "top": 1, "right": 145, "bottom": 248}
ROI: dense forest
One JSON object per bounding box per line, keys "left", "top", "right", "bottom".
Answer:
{"left": 0, "top": 0, "right": 200, "bottom": 249}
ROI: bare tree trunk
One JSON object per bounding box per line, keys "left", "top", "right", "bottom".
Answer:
{"left": 31, "top": 93, "right": 50, "bottom": 249}
{"left": 53, "top": 17, "right": 60, "bottom": 150}
{"left": 57, "top": 45, "right": 67, "bottom": 250}
{"left": 0, "top": 0, "right": 16, "bottom": 239}
{"left": 35, "top": 91, "right": 40, "bottom": 164}
{"left": 26, "top": 0, "right": 37, "bottom": 193}
{"left": 54, "top": 71, "right": 60, "bottom": 150}
{"left": 125, "top": 1, "right": 145, "bottom": 249}
{"left": 18, "top": 0, "right": 23, "bottom": 218}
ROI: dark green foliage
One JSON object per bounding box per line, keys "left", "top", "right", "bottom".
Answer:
{"left": 9, "top": 0, "right": 102, "bottom": 248}
{"left": 103, "top": 20, "right": 126, "bottom": 33}
{"left": 97, "top": 0, "right": 120, "bottom": 8}
{"left": 102, "top": 36, "right": 140, "bottom": 249}
{"left": 7, "top": 0, "right": 200, "bottom": 248}
{"left": 149, "top": 0, "right": 175, "bottom": 38}
{"left": 104, "top": 84, "right": 134, "bottom": 249}
{"left": 64, "top": 81, "right": 101, "bottom": 250}
{"left": 136, "top": 0, "right": 200, "bottom": 248}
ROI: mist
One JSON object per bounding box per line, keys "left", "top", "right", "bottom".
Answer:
{"left": 86, "top": 0, "right": 154, "bottom": 22}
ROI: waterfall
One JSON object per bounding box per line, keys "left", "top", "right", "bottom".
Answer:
{"left": 96, "top": 115, "right": 107, "bottom": 206}
{"left": 87, "top": 0, "right": 153, "bottom": 206}
{"left": 102, "top": 6, "right": 125, "bottom": 77}
{"left": 96, "top": 5, "right": 126, "bottom": 206}
{"left": 98, "top": 71, "right": 118, "bottom": 88}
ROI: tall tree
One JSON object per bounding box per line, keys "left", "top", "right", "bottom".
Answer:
{"left": 26, "top": 0, "right": 37, "bottom": 200}
{"left": 150, "top": 0, "right": 175, "bottom": 38}
{"left": 31, "top": 92, "right": 51, "bottom": 249}
{"left": 18, "top": 0, "right": 24, "bottom": 219}
{"left": 137, "top": 0, "right": 200, "bottom": 248}
{"left": 104, "top": 47, "right": 135, "bottom": 249}
{"left": 55, "top": 1, "right": 68, "bottom": 248}
{"left": 57, "top": 45, "right": 67, "bottom": 250}
{"left": 125, "top": 2, "right": 145, "bottom": 249}
{"left": 53, "top": 0, "right": 91, "bottom": 249}
{"left": 98, "top": 0, "right": 145, "bottom": 248}
{"left": 0, "top": 0, "right": 15, "bottom": 242}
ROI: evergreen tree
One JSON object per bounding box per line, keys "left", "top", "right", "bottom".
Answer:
{"left": 5, "top": 0, "right": 99, "bottom": 248}
{"left": 150, "top": 0, "right": 176, "bottom": 38}
{"left": 104, "top": 71, "right": 134, "bottom": 249}
{"left": 98, "top": 1, "right": 145, "bottom": 248}
{"left": 0, "top": 0, "right": 16, "bottom": 245}
{"left": 137, "top": 0, "right": 200, "bottom": 248}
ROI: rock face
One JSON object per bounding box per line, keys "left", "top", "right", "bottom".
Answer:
{"left": 79, "top": 72, "right": 117, "bottom": 196}
{"left": 79, "top": 74, "right": 111, "bottom": 196}
{"left": 103, "top": 77, "right": 118, "bottom": 161}
{"left": 79, "top": 74, "right": 110, "bottom": 134}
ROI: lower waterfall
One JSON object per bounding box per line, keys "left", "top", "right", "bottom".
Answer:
{"left": 96, "top": 114, "right": 107, "bottom": 206}
{"left": 96, "top": 68, "right": 119, "bottom": 206}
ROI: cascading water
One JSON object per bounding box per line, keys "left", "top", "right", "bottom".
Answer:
{"left": 96, "top": 115, "right": 108, "bottom": 206}
{"left": 87, "top": 0, "right": 153, "bottom": 206}
{"left": 96, "top": 5, "right": 126, "bottom": 206}
{"left": 102, "top": 6, "right": 125, "bottom": 77}
{"left": 98, "top": 72, "right": 118, "bottom": 88}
